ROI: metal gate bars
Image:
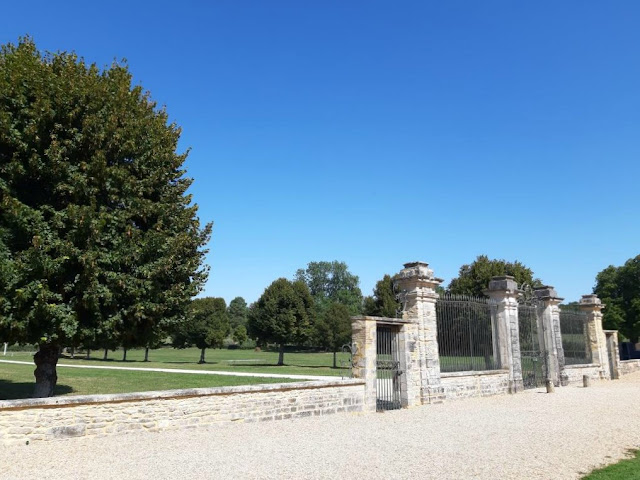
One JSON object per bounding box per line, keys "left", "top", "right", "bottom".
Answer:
{"left": 518, "top": 302, "right": 547, "bottom": 389}
{"left": 376, "top": 325, "right": 403, "bottom": 411}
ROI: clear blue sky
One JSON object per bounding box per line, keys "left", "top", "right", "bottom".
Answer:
{"left": 3, "top": 1, "right": 639, "bottom": 304}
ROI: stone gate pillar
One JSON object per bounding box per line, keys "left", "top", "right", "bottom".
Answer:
{"left": 351, "top": 316, "right": 378, "bottom": 412}
{"left": 393, "top": 261, "right": 444, "bottom": 405}
{"left": 534, "top": 286, "right": 564, "bottom": 387}
{"left": 579, "top": 294, "right": 610, "bottom": 380}
{"left": 485, "top": 276, "right": 523, "bottom": 393}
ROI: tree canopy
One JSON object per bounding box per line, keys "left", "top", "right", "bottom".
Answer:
{"left": 247, "top": 278, "right": 314, "bottom": 365}
{"left": 363, "top": 274, "right": 400, "bottom": 318}
{"left": 173, "top": 297, "right": 229, "bottom": 363}
{"left": 0, "top": 38, "right": 211, "bottom": 396}
{"left": 447, "top": 255, "right": 542, "bottom": 297}
{"left": 294, "top": 261, "right": 363, "bottom": 315}
{"left": 594, "top": 255, "right": 640, "bottom": 343}
{"left": 228, "top": 296, "right": 248, "bottom": 329}
{"left": 315, "top": 302, "right": 352, "bottom": 368}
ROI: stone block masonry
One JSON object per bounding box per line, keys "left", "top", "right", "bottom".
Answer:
{"left": 440, "top": 371, "right": 510, "bottom": 400}
{"left": 0, "top": 379, "right": 365, "bottom": 445}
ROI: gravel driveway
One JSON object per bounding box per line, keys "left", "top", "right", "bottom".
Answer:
{"left": 3, "top": 372, "right": 640, "bottom": 480}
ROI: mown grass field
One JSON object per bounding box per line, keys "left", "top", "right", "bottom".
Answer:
{"left": 2, "top": 346, "right": 351, "bottom": 376}
{"left": 0, "top": 347, "right": 351, "bottom": 400}
{"left": 0, "top": 360, "right": 299, "bottom": 400}
{"left": 582, "top": 450, "right": 640, "bottom": 479}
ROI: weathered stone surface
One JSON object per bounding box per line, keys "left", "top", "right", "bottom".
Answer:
{"left": 0, "top": 379, "right": 365, "bottom": 445}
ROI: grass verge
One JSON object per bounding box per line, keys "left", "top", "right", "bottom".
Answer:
{"left": 582, "top": 450, "right": 640, "bottom": 479}
{"left": 0, "top": 362, "right": 298, "bottom": 400}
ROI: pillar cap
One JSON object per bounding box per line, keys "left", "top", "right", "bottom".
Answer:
{"left": 533, "top": 286, "right": 563, "bottom": 301}
{"left": 486, "top": 276, "right": 518, "bottom": 293}
{"left": 395, "top": 261, "right": 443, "bottom": 283}
{"left": 579, "top": 294, "right": 602, "bottom": 306}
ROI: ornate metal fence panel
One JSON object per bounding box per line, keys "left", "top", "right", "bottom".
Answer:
{"left": 436, "top": 294, "right": 500, "bottom": 373}
{"left": 376, "top": 326, "right": 403, "bottom": 411}
{"left": 518, "top": 302, "right": 546, "bottom": 389}
{"left": 559, "top": 308, "right": 592, "bottom": 365}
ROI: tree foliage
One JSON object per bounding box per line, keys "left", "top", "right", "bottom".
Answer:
{"left": 227, "top": 296, "right": 248, "bottom": 329}
{"left": 447, "top": 255, "right": 542, "bottom": 297}
{"left": 294, "top": 261, "right": 363, "bottom": 315}
{"left": 0, "top": 38, "right": 211, "bottom": 396}
{"left": 247, "top": 278, "right": 314, "bottom": 365}
{"left": 315, "top": 302, "right": 352, "bottom": 368}
{"left": 173, "top": 297, "right": 229, "bottom": 363}
{"left": 363, "top": 274, "right": 400, "bottom": 318}
{"left": 594, "top": 255, "right": 640, "bottom": 343}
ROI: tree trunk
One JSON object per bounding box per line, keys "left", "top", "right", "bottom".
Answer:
{"left": 198, "top": 347, "right": 206, "bottom": 364}
{"left": 144, "top": 347, "right": 149, "bottom": 362}
{"left": 333, "top": 350, "right": 337, "bottom": 369}
{"left": 277, "top": 344, "right": 285, "bottom": 366}
{"left": 86, "top": 348, "right": 91, "bottom": 359}
{"left": 70, "top": 346, "right": 75, "bottom": 359}
{"left": 103, "top": 348, "right": 108, "bottom": 360}
{"left": 122, "top": 349, "right": 127, "bottom": 361}
{"left": 33, "top": 344, "right": 59, "bottom": 398}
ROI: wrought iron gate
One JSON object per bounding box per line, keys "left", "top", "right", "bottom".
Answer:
{"left": 376, "top": 326, "right": 403, "bottom": 411}
{"left": 518, "top": 300, "right": 547, "bottom": 389}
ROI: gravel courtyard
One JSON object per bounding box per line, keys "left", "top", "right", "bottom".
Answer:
{"left": 3, "top": 372, "right": 640, "bottom": 480}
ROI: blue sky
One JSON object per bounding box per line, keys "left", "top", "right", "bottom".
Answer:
{"left": 3, "top": 1, "right": 639, "bottom": 304}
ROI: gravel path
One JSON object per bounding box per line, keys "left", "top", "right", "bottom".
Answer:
{"left": 3, "top": 372, "right": 640, "bottom": 480}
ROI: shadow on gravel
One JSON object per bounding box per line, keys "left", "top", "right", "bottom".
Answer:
{"left": 0, "top": 380, "right": 73, "bottom": 400}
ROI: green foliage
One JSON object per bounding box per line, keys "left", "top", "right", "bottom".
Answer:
{"left": 448, "top": 255, "right": 542, "bottom": 297}
{"left": 363, "top": 274, "right": 400, "bottom": 317}
{"left": 232, "top": 324, "right": 248, "bottom": 345}
{"left": 248, "top": 278, "right": 314, "bottom": 348}
{"left": 173, "top": 298, "right": 230, "bottom": 355}
{"left": 227, "top": 296, "right": 248, "bottom": 329}
{"left": 594, "top": 255, "right": 640, "bottom": 343}
{"left": 0, "top": 38, "right": 211, "bottom": 354}
{"left": 315, "top": 302, "right": 351, "bottom": 352}
{"left": 295, "top": 260, "right": 363, "bottom": 315}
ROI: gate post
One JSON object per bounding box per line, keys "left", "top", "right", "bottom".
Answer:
{"left": 579, "top": 295, "right": 610, "bottom": 380}
{"left": 394, "top": 261, "right": 444, "bottom": 405}
{"left": 604, "top": 330, "right": 620, "bottom": 380}
{"left": 485, "top": 276, "right": 523, "bottom": 393}
{"left": 351, "top": 316, "right": 378, "bottom": 412}
{"left": 534, "top": 286, "right": 564, "bottom": 387}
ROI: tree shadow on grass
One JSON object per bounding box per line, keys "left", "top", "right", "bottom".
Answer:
{"left": 0, "top": 380, "right": 73, "bottom": 401}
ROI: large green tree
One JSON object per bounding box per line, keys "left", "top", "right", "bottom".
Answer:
{"left": 363, "top": 274, "right": 401, "bottom": 318}
{"left": 447, "top": 255, "right": 542, "bottom": 297}
{"left": 227, "top": 296, "right": 248, "bottom": 329}
{"left": 295, "top": 260, "right": 363, "bottom": 315}
{"left": 0, "top": 39, "right": 211, "bottom": 397}
{"left": 247, "top": 278, "right": 314, "bottom": 365}
{"left": 315, "top": 302, "right": 352, "bottom": 368}
{"left": 173, "top": 297, "right": 229, "bottom": 363}
{"left": 594, "top": 255, "right": 640, "bottom": 343}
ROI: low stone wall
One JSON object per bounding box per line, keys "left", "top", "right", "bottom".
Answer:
{"left": 0, "top": 379, "right": 365, "bottom": 445}
{"left": 619, "top": 359, "right": 640, "bottom": 376}
{"left": 562, "top": 364, "right": 602, "bottom": 385}
{"left": 440, "top": 370, "right": 510, "bottom": 400}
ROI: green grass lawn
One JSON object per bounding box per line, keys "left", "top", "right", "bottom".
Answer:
{"left": 2, "top": 346, "right": 351, "bottom": 376}
{"left": 582, "top": 450, "right": 640, "bottom": 479}
{"left": 0, "top": 361, "right": 298, "bottom": 400}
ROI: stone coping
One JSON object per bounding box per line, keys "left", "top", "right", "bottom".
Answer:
{"left": 0, "top": 378, "right": 365, "bottom": 412}
{"left": 440, "top": 369, "right": 508, "bottom": 379}
{"left": 620, "top": 359, "right": 640, "bottom": 364}
{"left": 563, "top": 363, "right": 600, "bottom": 369}
{"left": 351, "top": 315, "right": 411, "bottom": 325}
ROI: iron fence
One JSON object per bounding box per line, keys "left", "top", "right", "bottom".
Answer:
{"left": 436, "top": 294, "right": 500, "bottom": 373}
{"left": 559, "top": 308, "right": 592, "bottom": 365}
{"left": 518, "top": 303, "right": 546, "bottom": 389}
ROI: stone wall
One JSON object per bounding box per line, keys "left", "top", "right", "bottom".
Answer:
{"left": 0, "top": 379, "right": 365, "bottom": 445}
{"left": 440, "top": 370, "right": 510, "bottom": 400}
{"left": 619, "top": 360, "right": 640, "bottom": 376}
{"left": 562, "top": 364, "right": 602, "bottom": 385}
